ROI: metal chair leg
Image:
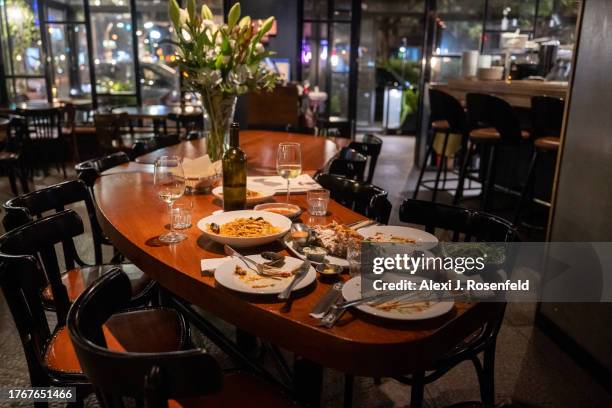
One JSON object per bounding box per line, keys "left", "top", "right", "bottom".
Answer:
{"left": 431, "top": 130, "right": 450, "bottom": 202}
{"left": 412, "top": 130, "right": 436, "bottom": 199}
{"left": 481, "top": 145, "right": 497, "bottom": 211}
{"left": 344, "top": 374, "right": 354, "bottom": 408}
{"left": 481, "top": 342, "right": 497, "bottom": 407}
{"left": 514, "top": 150, "right": 539, "bottom": 224}
{"left": 454, "top": 143, "right": 474, "bottom": 205}
{"left": 410, "top": 371, "right": 425, "bottom": 408}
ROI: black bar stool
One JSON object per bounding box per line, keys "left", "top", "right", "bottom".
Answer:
{"left": 513, "top": 96, "right": 565, "bottom": 224}
{"left": 414, "top": 89, "right": 469, "bottom": 202}
{"left": 454, "top": 93, "right": 530, "bottom": 210}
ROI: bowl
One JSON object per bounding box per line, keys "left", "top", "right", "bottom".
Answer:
{"left": 196, "top": 210, "right": 292, "bottom": 248}
{"left": 477, "top": 66, "right": 504, "bottom": 81}
{"left": 254, "top": 203, "right": 302, "bottom": 219}
{"left": 212, "top": 185, "right": 275, "bottom": 205}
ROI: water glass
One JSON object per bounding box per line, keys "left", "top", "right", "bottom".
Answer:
{"left": 172, "top": 201, "right": 193, "bottom": 230}
{"left": 307, "top": 189, "right": 330, "bottom": 216}
{"left": 347, "top": 241, "right": 362, "bottom": 278}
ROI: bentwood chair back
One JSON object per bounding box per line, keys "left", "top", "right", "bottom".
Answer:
{"left": 429, "top": 89, "right": 469, "bottom": 135}
{"left": 315, "top": 173, "right": 392, "bottom": 224}
{"left": 326, "top": 147, "right": 367, "bottom": 181}
{"left": 0, "top": 251, "right": 90, "bottom": 393}
{"left": 531, "top": 96, "right": 565, "bottom": 139}
{"left": 94, "top": 112, "right": 129, "bottom": 154}
{"left": 75, "top": 151, "right": 131, "bottom": 188}
{"left": 348, "top": 134, "right": 383, "bottom": 184}
{"left": 18, "top": 107, "right": 67, "bottom": 177}
{"left": 0, "top": 116, "right": 29, "bottom": 195}
{"left": 130, "top": 134, "right": 180, "bottom": 160}
{"left": 398, "top": 199, "right": 518, "bottom": 408}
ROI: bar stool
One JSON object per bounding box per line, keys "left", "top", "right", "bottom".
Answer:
{"left": 414, "top": 89, "right": 469, "bottom": 202}
{"left": 454, "top": 93, "right": 530, "bottom": 210}
{"left": 513, "top": 96, "right": 564, "bottom": 224}
{"left": 348, "top": 133, "right": 382, "bottom": 183}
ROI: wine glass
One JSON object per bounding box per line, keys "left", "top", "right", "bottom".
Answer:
{"left": 154, "top": 156, "right": 186, "bottom": 244}
{"left": 276, "top": 143, "right": 302, "bottom": 202}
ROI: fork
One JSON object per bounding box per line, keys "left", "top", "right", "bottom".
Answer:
{"left": 223, "top": 245, "right": 282, "bottom": 280}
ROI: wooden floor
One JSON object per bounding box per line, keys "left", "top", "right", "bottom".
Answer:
{"left": 0, "top": 137, "right": 609, "bottom": 407}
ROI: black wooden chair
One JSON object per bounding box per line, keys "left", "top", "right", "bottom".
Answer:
{"left": 414, "top": 89, "right": 470, "bottom": 202}
{"left": 0, "top": 211, "right": 190, "bottom": 406}
{"left": 68, "top": 268, "right": 297, "bottom": 408}
{"left": 315, "top": 173, "right": 391, "bottom": 224}
{"left": 348, "top": 134, "right": 383, "bottom": 184}
{"left": 325, "top": 147, "right": 367, "bottom": 181}
{"left": 0, "top": 116, "right": 29, "bottom": 195}
{"left": 397, "top": 199, "right": 519, "bottom": 408}
{"left": 130, "top": 134, "right": 181, "bottom": 160}
{"left": 454, "top": 93, "right": 530, "bottom": 210}
{"left": 2, "top": 180, "right": 155, "bottom": 307}
{"left": 93, "top": 112, "right": 131, "bottom": 155}
{"left": 513, "top": 96, "right": 565, "bottom": 224}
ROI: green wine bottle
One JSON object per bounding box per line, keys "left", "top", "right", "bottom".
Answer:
{"left": 222, "top": 122, "right": 247, "bottom": 211}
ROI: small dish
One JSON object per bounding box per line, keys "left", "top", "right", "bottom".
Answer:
{"left": 254, "top": 203, "right": 302, "bottom": 219}
{"left": 290, "top": 223, "right": 313, "bottom": 246}
{"left": 303, "top": 246, "right": 327, "bottom": 262}
{"left": 315, "top": 263, "right": 343, "bottom": 276}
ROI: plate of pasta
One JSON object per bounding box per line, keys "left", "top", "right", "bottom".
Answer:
{"left": 197, "top": 210, "right": 292, "bottom": 247}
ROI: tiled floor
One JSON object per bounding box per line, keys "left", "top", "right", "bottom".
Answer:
{"left": 0, "top": 137, "right": 611, "bottom": 407}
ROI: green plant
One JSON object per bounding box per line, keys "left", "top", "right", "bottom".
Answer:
{"left": 382, "top": 58, "right": 421, "bottom": 86}
{"left": 5, "top": 0, "right": 39, "bottom": 71}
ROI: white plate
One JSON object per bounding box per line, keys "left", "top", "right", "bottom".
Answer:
{"left": 212, "top": 185, "right": 275, "bottom": 205}
{"left": 358, "top": 225, "right": 438, "bottom": 249}
{"left": 341, "top": 276, "right": 454, "bottom": 321}
{"left": 283, "top": 235, "right": 350, "bottom": 267}
{"left": 214, "top": 255, "right": 316, "bottom": 295}
{"left": 197, "top": 210, "right": 292, "bottom": 248}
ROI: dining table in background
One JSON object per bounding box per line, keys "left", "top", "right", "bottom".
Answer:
{"left": 111, "top": 104, "right": 203, "bottom": 136}
{"left": 134, "top": 130, "right": 351, "bottom": 175}
{"left": 93, "top": 134, "right": 501, "bottom": 406}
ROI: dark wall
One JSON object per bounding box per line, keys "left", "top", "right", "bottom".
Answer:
{"left": 230, "top": 0, "right": 299, "bottom": 128}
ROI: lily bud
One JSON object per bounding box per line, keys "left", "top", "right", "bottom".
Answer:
{"left": 238, "top": 16, "right": 251, "bottom": 30}
{"left": 259, "top": 16, "right": 275, "bottom": 35}
{"left": 187, "top": 0, "right": 196, "bottom": 22}
{"left": 201, "top": 4, "right": 214, "bottom": 20}
{"left": 168, "top": 0, "right": 181, "bottom": 29}
{"left": 228, "top": 3, "right": 241, "bottom": 29}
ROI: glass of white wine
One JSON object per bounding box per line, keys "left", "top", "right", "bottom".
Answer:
{"left": 277, "top": 142, "right": 302, "bottom": 202}
{"left": 154, "top": 155, "right": 187, "bottom": 244}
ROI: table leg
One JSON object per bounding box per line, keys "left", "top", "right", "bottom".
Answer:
{"left": 294, "top": 357, "right": 323, "bottom": 407}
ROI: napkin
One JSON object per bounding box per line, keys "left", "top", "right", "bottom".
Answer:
{"left": 200, "top": 256, "right": 232, "bottom": 277}
{"left": 183, "top": 155, "right": 222, "bottom": 179}
{"left": 247, "top": 174, "right": 322, "bottom": 194}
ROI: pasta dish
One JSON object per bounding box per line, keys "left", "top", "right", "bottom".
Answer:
{"left": 207, "top": 217, "right": 281, "bottom": 237}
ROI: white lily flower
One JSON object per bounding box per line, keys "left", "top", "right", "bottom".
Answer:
{"left": 179, "top": 9, "right": 189, "bottom": 27}
{"left": 255, "top": 43, "right": 265, "bottom": 54}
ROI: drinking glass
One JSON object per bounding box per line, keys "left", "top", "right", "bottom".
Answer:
{"left": 307, "top": 189, "right": 330, "bottom": 216}
{"left": 171, "top": 200, "right": 193, "bottom": 230}
{"left": 154, "top": 156, "right": 186, "bottom": 244}
{"left": 276, "top": 143, "right": 302, "bottom": 202}
{"left": 346, "top": 241, "right": 362, "bottom": 278}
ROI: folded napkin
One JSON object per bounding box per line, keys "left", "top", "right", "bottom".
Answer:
{"left": 183, "top": 155, "right": 221, "bottom": 179}
{"left": 200, "top": 256, "right": 232, "bottom": 277}
{"left": 247, "top": 174, "right": 322, "bottom": 194}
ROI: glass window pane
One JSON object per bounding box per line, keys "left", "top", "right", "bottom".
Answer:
{"left": 536, "top": 0, "right": 579, "bottom": 44}
{"left": 90, "top": 1, "right": 136, "bottom": 96}
{"left": 301, "top": 22, "right": 328, "bottom": 92}
{"left": 136, "top": 0, "right": 180, "bottom": 105}
{"left": 46, "top": 1, "right": 86, "bottom": 22}
{"left": 47, "top": 23, "right": 91, "bottom": 99}
{"left": 430, "top": 56, "right": 461, "bottom": 82}
{"left": 0, "top": 0, "right": 44, "bottom": 75}
{"left": 486, "top": 0, "right": 535, "bottom": 31}
{"left": 436, "top": 21, "right": 482, "bottom": 55}
{"left": 304, "top": 0, "right": 327, "bottom": 20}
{"left": 330, "top": 22, "right": 350, "bottom": 118}
{"left": 10, "top": 77, "right": 47, "bottom": 102}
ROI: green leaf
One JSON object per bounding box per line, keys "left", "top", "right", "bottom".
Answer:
{"left": 187, "top": 0, "right": 196, "bottom": 23}
{"left": 228, "top": 3, "right": 241, "bottom": 29}
{"left": 168, "top": 0, "right": 181, "bottom": 29}
{"left": 201, "top": 4, "right": 214, "bottom": 20}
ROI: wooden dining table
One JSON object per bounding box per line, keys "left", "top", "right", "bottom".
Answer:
{"left": 135, "top": 130, "right": 350, "bottom": 175}
{"left": 94, "top": 133, "right": 499, "bottom": 405}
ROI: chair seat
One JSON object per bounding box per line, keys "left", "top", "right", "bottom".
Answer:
{"left": 469, "top": 127, "right": 530, "bottom": 140}
{"left": 42, "top": 263, "right": 153, "bottom": 304}
{"left": 534, "top": 136, "right": 560, "bottom": 151}
{"left": 432, "top": 119, "right": 450, "bottom": 130}
{"left": 169, "top": 372, "right": 297, "bottom": 408}
{"left": 0, "top": 151, "right": 18, "bottom": 162}
{"left": 44, "top": 308, "right": 187, "bottom": 375}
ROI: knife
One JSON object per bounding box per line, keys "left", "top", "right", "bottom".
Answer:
{"left": 333, "top": 291, "right": 408, "bottom": 310}
{"left": 310, "top": 282, "right": 344, "bottom": 318}
{"left": 278, "top": 260, "right": 311, "bottom": 300}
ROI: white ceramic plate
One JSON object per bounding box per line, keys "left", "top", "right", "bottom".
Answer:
{"left": 358, "top": 225, "right": 438, "bottom": 249}
{"left": 341, "top": 276, "right": 454, "bottom": 321}
{"left": 212, "top": 185, "right": 275, "bottom": 205}
{"left": 197, "top": 210, "right": 291, "bottom": 248}
{"left": 283, "top": 235, "right": 350, "bottom": 267}
{"left": 214, "top": 255, "right": 316, "bottom": 295}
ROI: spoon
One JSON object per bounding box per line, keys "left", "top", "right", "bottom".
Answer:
{"left": 261, "top": 251, "right": 285, "bottom": 267}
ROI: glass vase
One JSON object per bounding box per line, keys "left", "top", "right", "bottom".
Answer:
{"left": 202, "top": 92, "right": 237, "bottom": 161}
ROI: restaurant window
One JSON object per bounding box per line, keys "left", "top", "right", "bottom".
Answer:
{"left": 357, "top": 0, "right": 425, "bottom": 131}
{"left": 0, "top": 0, "right": 47, "bottom": 101}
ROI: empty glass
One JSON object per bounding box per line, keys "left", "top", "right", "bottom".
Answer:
{"left": 346, "top": 241, "right": 362, "bottom": 278}
{"left": 307, "top": 189, "right": 330, "bottom": 216}
{"left": 171, "top": 200, "right": 193, "bottom": 230}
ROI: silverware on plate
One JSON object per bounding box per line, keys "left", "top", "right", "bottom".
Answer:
{"left": 223, "top": 245, "right": 282, "bottom": 280}
{"left": 278, "top": 260, "right": 311, "bottom": 300}
{"left": 310, "top": 282, "right": 344, "bottom": 317}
